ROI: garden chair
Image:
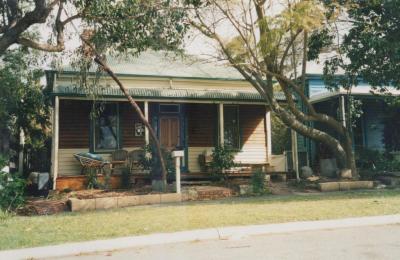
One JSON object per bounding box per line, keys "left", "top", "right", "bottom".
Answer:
{"left": 128, "top": 149, "right": 145, "bottom": 173}
{"left": 74, "top": 152, "right": 109, "bottom": 175}
{"left": 110, "top": 149, "right": 128, "bottom": 174}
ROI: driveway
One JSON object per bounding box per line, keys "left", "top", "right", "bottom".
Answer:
{"left": 52, "top": 224, "right": 400, "bottom": 260}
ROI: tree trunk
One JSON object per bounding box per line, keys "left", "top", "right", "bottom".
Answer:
{"left": 342, "top": 132, "right": 358, "bottom": 178}
{"left": 263, "top": 87, "right": 348, "bottom": 171}
{"left": 93, "top": 57, "right": 168, "bottom": 190}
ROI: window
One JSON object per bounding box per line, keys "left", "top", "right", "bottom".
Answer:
{"left": 93, "top": 103, "right": 120, "bottom": 152}
{"left": 159, "top": 104, "right": 180, "bottom": 113}
{"left": 224, "top": 106, "right": 240, "bottom": 149}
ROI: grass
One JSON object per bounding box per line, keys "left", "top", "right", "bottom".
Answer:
{"left": 1, "top": 189, "right": 400, "bottom": 250}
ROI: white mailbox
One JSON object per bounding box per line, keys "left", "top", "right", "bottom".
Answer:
{"left": 171, "top": 150, "right": 184, "bottom": 194}
{"left": 171, "top": 150, "right": 184, "bottom": 158}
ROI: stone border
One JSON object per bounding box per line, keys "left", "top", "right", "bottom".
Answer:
{"left": 318, "top": 181, "right": 373, "bottom": 192}
{"left": 69, "top": 193, "right": 182, "bottom": 212}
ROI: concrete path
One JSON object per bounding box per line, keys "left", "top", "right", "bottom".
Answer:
{"left": 2, "top": 214, "right": 400, "bottom": 260}
{"left": 55, "top": 224, "right": 400, "bottom": 260}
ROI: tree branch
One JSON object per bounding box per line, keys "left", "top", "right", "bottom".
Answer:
{"left": 0, "top": 0, "right": 61, "bottom": 54}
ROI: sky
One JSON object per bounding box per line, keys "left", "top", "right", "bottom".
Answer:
{"left": 8, "top": 0, "right": 352, "bottom": 75}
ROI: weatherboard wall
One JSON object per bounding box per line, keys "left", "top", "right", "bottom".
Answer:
{"left": 57, "top": 99, "right": 268, "bottom": 176}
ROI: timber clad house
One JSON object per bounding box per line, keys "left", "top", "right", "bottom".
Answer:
{"left": 48, "top": 52, "right": 284, "bottom": 190}
{"left": 303, "top": 72, "right": 400, "bottom": 169}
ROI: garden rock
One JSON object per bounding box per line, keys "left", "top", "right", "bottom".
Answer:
{"left": 301, "top": 166, "right": 313, "bottom": 178}
{"left": 117, "top": 196, "right": 139, "bottom": 207}
{"left": 239, "top": 184, "right": 252, "bottom": 195}
{"left": 68, "top": 198, "right": 95, "bottom": 212}
{"left": 160, "top": 193, "right": 182, "bottom": 203}
{"left": 376, "top": 183, "right": 387, "bottom": 189}
{"left": 320, "top": 159, "right": 338, "bottom": 177}
{"left": 340, "top": 169, "right": 352, "bottom": 179}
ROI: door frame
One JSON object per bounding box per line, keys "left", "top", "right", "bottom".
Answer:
{"left": 159, "top": 115, "right": 181, "bottom": 150}
{"left": 150, "top": 103, "right": 188, "bottom": 172}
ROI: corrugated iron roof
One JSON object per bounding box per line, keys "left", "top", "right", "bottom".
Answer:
{"left": 53, "top": 85, "right": 287, "bottom": 102}
{"left": 57, "top": 51, "right": 244, "bottom": 81}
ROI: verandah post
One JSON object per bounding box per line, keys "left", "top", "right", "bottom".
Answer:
{"left": 219, "top": 103, "right": 224, "bottom": 146}
{"left": 265, "top": 107, "right": 272, "bottom": 164}
{"left": 144, "top": 101, "right": 149, "bottom": 145}
{"left": 291, "top": 129, "right": 299, "bottom": 181}
{"left": 51, "top": 96, "right": 60, "bottom": 190}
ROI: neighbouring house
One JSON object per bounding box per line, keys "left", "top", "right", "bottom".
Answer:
{"left": 303, "top": 72, "right": 400, "bottom": 172}
{"left": 47, "top": 52, "right": 287, "bottom": 190}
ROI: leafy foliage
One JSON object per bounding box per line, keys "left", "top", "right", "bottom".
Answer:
{"left": 323, "top": 0, "right": 400, "bottom": 91}
{"left": 271, "top": 113, "right": 290, "bottom": 154}
{"left": 138, "top": 145, "right": 175, "bottom": 182}
{"left": 0, "top": 48, "right": 50, "bottom": 173}
{"left": 83, "top": 168, "right": 100, "bottom": 189}
{"left": 76, "top": 0, "right": 189, "bottom": 55}
{"left": 383, "top": 101, "right": 400, "bottom": 152}
{"left": 357, "top": 149, "right": 400, "bottom": 172}
{"left": 120, "top": 167, "right": 131, "bottom": 189}
{"left": 251, "top": 169, "right": 266, "bottom": 195}
{"left": 0, "top": 156, "right": 26, "bottom": 212}
{"left": 342, "top": 0, "right": 400, "bottom": 89}
{"left": 308, "top": 28, "right": 334, "bottom": 61}
{"left": 138, "top": 144, "right": 154, "bottom": 171}
{"left": 210, "top": 145, "right": 235, "bottom": 178}
{"left": 348, "top": 97, "right": 363, "bottom": 128}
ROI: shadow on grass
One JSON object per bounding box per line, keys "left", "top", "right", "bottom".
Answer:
{"left": 21, "top": 188, "right": 400, "bottom": 219}
{"left": 167, "top": 188, "right": 400, "bottom": 208}
{"left": 61, "top": 188, "right": 400, "bottom": 216}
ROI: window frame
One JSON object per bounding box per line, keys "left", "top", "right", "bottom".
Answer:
{"left": 159, "top": 104, "right": 180, "bottom": 114}
{"left": 91, "top": 102, "right": 121, "bottom": 153}
{"left": 223, "top": 105, "right": 241, "bottom": 150}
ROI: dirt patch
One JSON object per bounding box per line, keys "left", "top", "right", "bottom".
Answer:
{"left": 17, "top": 198, "right": 68, "bottom": 216}
{"left": 61, "top": 185, "right": 178, "bottom": 200}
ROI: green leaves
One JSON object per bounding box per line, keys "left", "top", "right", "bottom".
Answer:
{"left": 210, "top": 145, "right": 235, "bottom": 176}
{"left": 308, "top": 28, "right": 334, "bottom": 61}
{"left": 0, "top": 49, "right": 49, "bottom": 147}
{"left": 0, "top": 161, "right": 26, "bottom": 212}
{"left": 341, "top": 0, "right": 400, "bottom": 89}
{"left": 78, "top": 0, "right": 189, "bottom": 55}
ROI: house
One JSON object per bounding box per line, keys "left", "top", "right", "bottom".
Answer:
{"left": 47, "top": 52, "right": 286, "bottom": 190}
{"left": 304, "top": 73, "right": 400, "bottom": 169}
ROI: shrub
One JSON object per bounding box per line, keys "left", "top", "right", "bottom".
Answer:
{"left": 210, "top": 145, "right": 235, "bottom": 179}
{"left": 251, "top": 169, "right": 266, "bottom": 194}
{"left": 0, "top": 209, "right": 13, "bottom": 221}
{"left": 357, "top": 149, "right": 400, "bottom": 172}
{"left": 120, "top": 167, "right": 131, "bottom": 189}
{"left": 138, "top": 144, "right": 154, "bottom": 171}
{"left": 139, "top": 145, "right": 176, "bottom": 182}
{"left": 84, "top": 168, "right": 99, "bottom": 189}
{"left": 0, "top": 156, "right": 26, "bottom": 212}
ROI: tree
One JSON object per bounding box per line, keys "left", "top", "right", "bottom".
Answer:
{"left": 338, "top": 0, "right": 400, "bottom": 89}
{"left": 1, "top": 1, "right": 189, "bottom": 189}
{"left": 321, "top": 0, "right": 400, "bottom": 155}
{"left": 185, "top": 0, "right": 358, "bottom": 176}
{"left": 0, "top": 0, "right": 75, "bottom": 54}
{"left": 75, "top": 0, "right": 188, "bottom": 189}
{"left": 0, "top": 47, "right": 50, "bottom": 172}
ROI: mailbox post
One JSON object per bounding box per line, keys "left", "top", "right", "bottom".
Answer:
{"left": 171, "top": 150, "right": 184, "bottom": 193}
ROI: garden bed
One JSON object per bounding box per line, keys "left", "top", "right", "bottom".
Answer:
{"left": 17, "top": 198, "right": 68, "bottom": 216}
{"left": 16, "top": 185, "right": 237, "bottom": 214}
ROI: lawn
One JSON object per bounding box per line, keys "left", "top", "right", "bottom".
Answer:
{"left": 1, "top": 189, "right": 400, "bottom": 250}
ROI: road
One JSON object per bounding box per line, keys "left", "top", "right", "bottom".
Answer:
{"left": 52, "top": 224, "right": 400, "bottom": 260}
